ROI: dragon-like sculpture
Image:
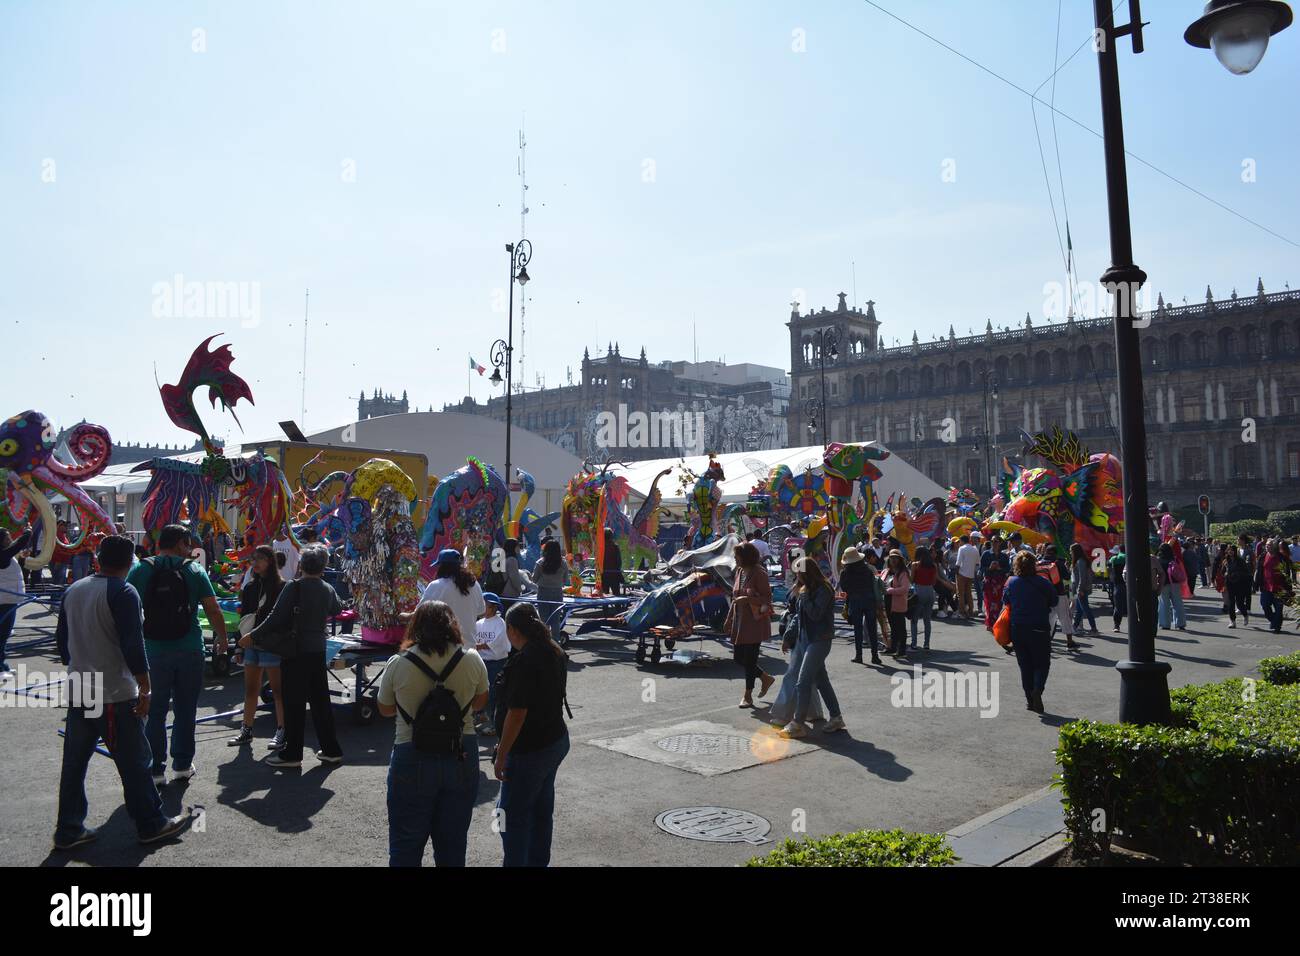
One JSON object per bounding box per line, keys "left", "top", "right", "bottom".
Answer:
{"left": 419, "top": 456, "right": 508, "bottom": 580}
{"left": 561, "top": 460, "right": 669, "bottom": 578}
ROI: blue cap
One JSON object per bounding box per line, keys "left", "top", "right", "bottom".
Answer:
{"left": 482, "top": 592, "right": 502, "bottom": 608}
{"left": 436, "top": 548, "right": 463, "bottom": 566}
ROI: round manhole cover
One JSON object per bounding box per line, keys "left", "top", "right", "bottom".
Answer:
{"left": 655, "top": 733, "right": 754, "bottom": 756}
{"left": 655, "top": 807, "right": 772, "bottom": 844}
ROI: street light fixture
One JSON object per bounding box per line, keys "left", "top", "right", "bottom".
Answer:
{"left": 803, "top": 327, "right": 839, "bottom": 448}
{"left": 1185, "top": 0, "right": 1293, "bottom": 74}
{"left": 1092, "top": 0, "right": 1289, "bottom": 725}
{"left": 489, "top": 239, "right": 533, "bottom": 489}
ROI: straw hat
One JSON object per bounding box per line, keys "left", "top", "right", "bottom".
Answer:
{"left": 840, "top": 548, "right": 864, "bottom": 565}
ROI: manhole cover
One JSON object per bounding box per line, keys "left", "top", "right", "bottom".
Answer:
{"left": 655, "top": 807, "right": 772, "bottom": 844}
{"left": 656, "top": 733, "right": 754, "bottom": 756}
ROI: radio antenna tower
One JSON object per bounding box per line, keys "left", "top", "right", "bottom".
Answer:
{"left": 517, "top": 120, "right": 529, "bottom": 395}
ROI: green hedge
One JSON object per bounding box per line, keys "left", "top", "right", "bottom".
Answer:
{"left": 745, "top": 829, "right": 958, "bottom": 867}
{"left": 1259, "top": 652, "right": 1300, "bottom": 686}
{"left": 1056, "top": 677, "right": 1300, "bottom": 865}
{"left": 1267, "top": 511, "right": 1300, "bottom": 537}
{"left": 1208, "top": 519, "right": 1276, "bottom": 543}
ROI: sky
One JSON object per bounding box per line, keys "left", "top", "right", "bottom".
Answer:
{"left": 3, "top": 0, "right": 1298, "bottom": 448}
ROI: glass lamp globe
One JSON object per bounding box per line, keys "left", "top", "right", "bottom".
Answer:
{"left": 1210, "top": 7, "right": 1276, "bottom": 72}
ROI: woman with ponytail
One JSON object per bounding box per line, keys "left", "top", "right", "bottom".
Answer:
{"left": 492, "top": 602, "right": 570, "bottom": 867}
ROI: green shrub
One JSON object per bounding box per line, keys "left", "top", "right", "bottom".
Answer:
{"left": 1267, "top": 511, "right": 1300, "bottom": 537}
{"left": 745, "top": 829, "right": 958, "bottom": 867}
{"left": 1260, "top": 652, "right": 1300, "bottom": 686}
{"left": 1208, "top": 519, "right": 1277, "bottom": 544}
{"left": 1056, "top": 677, "right": 1300, "bottom": 865}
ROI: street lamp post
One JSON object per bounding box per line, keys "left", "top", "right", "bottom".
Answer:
{"left": 489, "top": 239, "right": 532, "bottom": 489}
{"left": 1092, "top": 0, "right": 1290, "bottom": 724}
{"left": 980, "top": 371, "right": 999, "bottom": 499}
{"left": 802, "top": 327, "right": 839, "bottom": 448}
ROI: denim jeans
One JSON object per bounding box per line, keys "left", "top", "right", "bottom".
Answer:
{"left": 794, "top": 635, "right": 840, "bottom": 722}
{"left": 57, "top": 701, "right": 167, "bottom": 840}
{"left": 498, "top": 732, "right": 570, "bottom": 867}
{"left": 1259, "top": 590, "right": 1284, "bottom": 632}
{"left": 1111, "top": 580, "right": 1127, "bottom": 628}
{"left": 145, "top": 647, "right": 206, "bottom": 772}
{"left": 386, "top": 738, "right": 480, "bottom": 866}
{"left": 1157, "top": 588, "right": 1186, "bottom": 629}
{"left": 845, "top": 599, "right": 876, "bottom": 658}
{"left": 1072, "top": 593, "right": 1097, "bottom": 631}
{"left": 910, "top": 585, "right": 935, "bottom": 647}
{"left": 1010, "top": 623, "right": 1051, "bottom": 700}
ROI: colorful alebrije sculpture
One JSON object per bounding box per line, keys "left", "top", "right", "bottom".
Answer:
{"left": 501, "top": 469, "right": 561, "bottom": 571}
{"left": 131, "top": 335, "right": 292, "bottom": 552}
{"left": 420, "top": 456, "right": 508, "bottom": 581}
{"left": 561, "top": 460, "right": 668, "bottom": 580}
{"left": 685, "top": 456, "right": 727, "bottom": 549}
{"left": 984, "top": 425, "right": 1123, "bottom": 559}
{"left": 1, "top": 411, "right": 115, "bottom": 568}
{"left": 822, "top": 441, "right": 890, "bottom": 577}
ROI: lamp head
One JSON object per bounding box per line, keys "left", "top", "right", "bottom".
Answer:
{"left": 1185, "top": 0, "right": 1293, "bottom": 74}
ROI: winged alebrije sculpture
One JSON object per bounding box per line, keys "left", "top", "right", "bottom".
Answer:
{"left": 160, "top": 334, "right": 255, "bottom": 456}
{"left": 561, "top": 460, "right": 666, "bottom": 580}
{"left": 420, "top": 457, "right": 508, "bottom": 580}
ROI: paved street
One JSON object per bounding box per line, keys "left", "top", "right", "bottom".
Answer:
{"left": 1, "top": 589, "right": 1294, "bottom": 867}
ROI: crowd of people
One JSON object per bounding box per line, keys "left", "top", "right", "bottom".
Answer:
{"left": 45, "top": 524, "right": 570, "bottom": 867}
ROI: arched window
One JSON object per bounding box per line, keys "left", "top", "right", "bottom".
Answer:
{"left": 1076, "top": 346, "right": 1093, "bottom": 378}
{"left": 1033, "top": 352, "right": 1051, "bottom": 380}
{"left": 1011, "top": 354, "right": 1026, "bottom": 380}
{"left": 1167, "top": 334, "right": 1183, "bottom": 366}
{"left": 956, "top": 362, "right": 972, "bottom": 388}
{"left": 1218, "top": 328, "right": 1236, "bottom": 358}
{"left": 1053, "top": 349, "right": 1070, "bottom": 378}
{"left": 995, "top": 355, "right": 1010, "bottom": 382}
{"left": 919, "top": 366, "right": 934, "bottom": 391}
{"left": 1270, "top": 320, "right": 1289, "bottom": 353}
{"left": 936, "top": 365, "right": 950, "bottom": 389}
{"left": 900, "top": 369, "right": 913, "bottom": 394}
{"left": 1192, "top": 332, "right": 1208, "bottom": 362}
{"left": 884, "top": 370, "right": 898, "bottom": 395}
{"left": 1148, "top": 339, "right": 1161, "bottom": 367}
{"left": 1244, "top": 326, "right": 1260, "bottom": 359}
{"left": 866, "top": 374, "right": 879, "bottom": 398}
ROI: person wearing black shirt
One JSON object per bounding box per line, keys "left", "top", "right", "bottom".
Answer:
{"left": 600, "top": 528, "right": 624, "bottom": 596}
{"left": 838, "top": 548, "right": 878, "bottom": 664}
{"left": 493, "top": 602, "right": 570, "bottom": 867}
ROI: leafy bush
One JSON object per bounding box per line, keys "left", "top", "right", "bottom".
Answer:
{"left": 1056, "top": 677, "right": 1300, "bottom": 865}
{"left": 1267, "top": 511, "right": 1300, "bottom": 537}
{"left": 1259, "top": 652, "right": 1300, "bottom": 686}
{"left": 1208, "top": 519, "right": 1276, "bottom": 543}
{"left": 745, "top": 829, "right": 958, "bottom": 867}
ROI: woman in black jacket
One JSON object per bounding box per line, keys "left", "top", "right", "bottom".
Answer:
{"left": 230, "top": 545, "right": 286, "bottom": 749}
{"left": 245, "top": 545, "right": 344, "bottom": 769}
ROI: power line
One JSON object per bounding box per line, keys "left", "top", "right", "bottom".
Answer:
{"left": 861, "top": 0, "right": 1300, "bottom": 249}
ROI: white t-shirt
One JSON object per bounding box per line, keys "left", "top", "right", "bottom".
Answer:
{"left": 420, "top": 577, "right": 487, "bottom": 645}
{"left": 273, "top": 538, "right": 300, "bottom": 580}
{"left": 956, "top": 543, "right": 980, "bottom": 578}
{"left": 752, "top": 539, "right": 771, "bottom": 561}
{"left": 474, "top": 614, "right": 509, "bottom": 661}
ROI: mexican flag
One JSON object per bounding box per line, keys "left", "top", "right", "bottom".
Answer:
{"left": 469, "top": 355, "right": 486, "bottom": 375}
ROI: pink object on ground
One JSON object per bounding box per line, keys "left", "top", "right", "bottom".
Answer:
{"left": 361, "top": 624, "right": 404, "bottom": 646}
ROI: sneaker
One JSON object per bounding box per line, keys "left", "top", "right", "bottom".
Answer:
{"left": 52, "top": 826, "right": 98, "bottom": 851}
{"left": 780, "top": 721, "right": 808, "bottom": 739}
{"left": 173, "top": 764, "right": 198, "bottom": 781}
{"left": 139, "top": 811, "right": 194, "bottom": 845}
{"left": 1228, "top": 621, "right": 1236, "bottom": 629}
{"left": 822, "top": 716, "right": 847, "bottom": 734}
{"left": 265, "top": 754, "right": 302, "bottom": 769}
{"left": 315, "top": 751, "right": 343, "bottom": 765}
{"left": 228, "top": 726, "right": 253, "bottom": 747}
{"left": 267, "top": 728, "right": 286, "bottom": 751}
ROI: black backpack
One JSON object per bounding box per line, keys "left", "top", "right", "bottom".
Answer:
{"left": 396, "top": 649, "right": 471, "bottom": 757}
{"left": 481, "top": 564, "right": 507, "bottom": 597}
{"left": 142, "top": 558, "right": 195, "bottom": 642}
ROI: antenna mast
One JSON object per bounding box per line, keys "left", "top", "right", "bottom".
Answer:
{"left": 518, "top": 121, "right": 528, "bottom": 396}
{"left": 301, "top": 288, "right": 309, "bottom": 430}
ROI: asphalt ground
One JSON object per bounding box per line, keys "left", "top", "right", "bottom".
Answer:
{"left": 1, "top": 587, "right": 1293, "bottom": 867}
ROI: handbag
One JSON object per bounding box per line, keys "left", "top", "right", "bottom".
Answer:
{"left": 992, "top": 605, "right": 1012, "bottom": 647}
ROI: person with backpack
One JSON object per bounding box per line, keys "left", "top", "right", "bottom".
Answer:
{"left": 247, "top": 545, "right": 345, "bottom": 769}
{"left": 493, "top": 602, "right": 570, "bottom": 867}
{"left": 127, "top": 523, "right": 227, "bottom": 786}
{"left": 1156, "top": 542, "right": 1187, "bottom": 631}
{"left": 1002, "top": 551, "right": 1057, "bottom": 714}
{"left": 376, "top": 599, "right": 489, "bottom": 866}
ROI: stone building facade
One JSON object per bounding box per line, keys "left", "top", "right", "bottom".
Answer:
{"left": 358, "top": 389, "right": 409, "bottom": 420}
{"left": 787, "top": 284, "right": 1300, "bottom": 519}
{"left": 447, "top": 345, "right": 790, "bottom": 462}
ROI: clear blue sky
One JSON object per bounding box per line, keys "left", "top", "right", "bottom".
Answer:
{"left": 3, "top": 0, "right": 1297, "bottom": 447}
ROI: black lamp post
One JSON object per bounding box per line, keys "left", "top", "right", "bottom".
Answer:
{"left": 802, "top": 327, "right": 839, "bottom": 448}
{"left": 980, "top": 371, "right": 999, "bottom": 498}
{"left": 489, "top": 239, "right": 532, "bottom": 488}
{"left": 1093, "top": 0, "right": 1290, "bottom": 725}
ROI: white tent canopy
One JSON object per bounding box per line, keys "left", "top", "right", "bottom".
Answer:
{"left": 608, "top": 444, "right": 948, "bottom": 509}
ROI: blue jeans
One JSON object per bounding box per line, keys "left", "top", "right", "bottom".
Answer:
{"left": 386, "top": 739, "right": 480, "bottom": 866}
{"left": 1259, "top": 590, "right": 1284, "bottom": 632}
{"left": 498, "top": 732, "right": 570, "bottom": 867}
{"left": 846, "top": 599, "right": 876, "bottom": 658}
{"left": 794, "top": 635, "right": 840, "bottom": 722}
{"left": 1011, "top": 622, "right": 1051, "bottom": 700}
{"left": 57, "top": 701, "right": 167, "bottom": 840}
{"left": 145, "top": 647, "right": 206, "bottom": 772}
{"left": 910, "top": 585, "right": 935, "bottom": 647}
{"left": 484, "top": 658, "right": 505, "bottom": 723}
{"left": 1073, "top": 593, "right": 1097, "bottom": 631}
{"left": 1157, "top": 588, "right": 1186, "bottom": 629}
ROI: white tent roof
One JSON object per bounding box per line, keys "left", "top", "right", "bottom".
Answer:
{"left": 82, "top": 451, "right": 212, "bottom": 496}
{"left": 608, "top": 444, "right": 948, "bottom": 507}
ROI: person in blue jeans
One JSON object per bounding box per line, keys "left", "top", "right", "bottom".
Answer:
{"left": 494, "top": 602, "right": 570, "bottom": 867}
{"left": 127, "top": 524, "right": 227, "bottom": 786}
{"left": 377, "top": 600, "right": 489, "bottom": 866}
{"left": 1002, "top": 551, "right": 1057, "bottom": 713}
{"left": 781, "top": 558, "right": 845, "bottom": 738}
{"left": 837, "top": 547, "right": 879, "bottom": 664}
{"left": 54, "top": 534, "right": 192, "bottom": 849}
